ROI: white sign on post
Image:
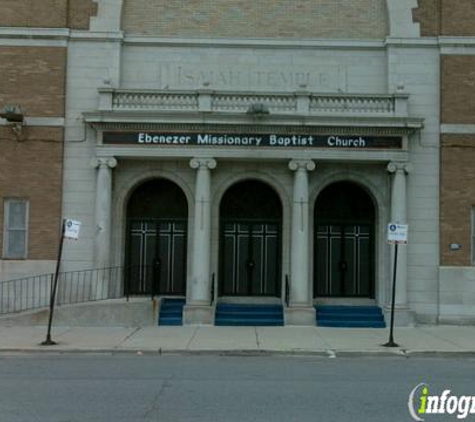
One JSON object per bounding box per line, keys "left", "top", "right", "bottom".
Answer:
{"left": 64, "top": 219, "right": 81, "bottom": 240}
{"left": 387, "top": 223, "right": 408, "bottom": 244}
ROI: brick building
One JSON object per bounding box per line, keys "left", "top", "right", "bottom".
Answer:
{"left": 0, "top": 0, "right": 474, "bottom": 326}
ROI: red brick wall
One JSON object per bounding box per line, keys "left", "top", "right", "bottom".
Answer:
{"left": 0, "top": 128, "right": 63, "bottom": 260}
{"left": 440, "top": 135, "right": 475, "bottom": 266}
{"left": 0, "top": 47, "right": 66, "bottom": 117}
{"left": 414, "top": 1, "right": 475, "bottom": 266}
{"left": 441, "top": 56, "right": 475, "bottom": 125}
{"left": 440, "top": 57, "right": 475, "bottom": 265}
{"left": 0, "top": 46, "right": 66, "bottom": 260}
{"left": 412, "top": 0, "right": 439, "bottom": 36}
{"left": 414, "top": 0, "right": 475, "bottom": 36}
{"left": 0, "top": 0, "right": 97, "bottom": 29}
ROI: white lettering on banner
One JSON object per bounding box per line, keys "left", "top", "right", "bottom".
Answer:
{"left": 327, "top": 136, "right": 367, "bottom": 147}
{"left": 115, "top": 132, "right": 402, "bottom": 149}
{"left": 269, "top": 135, "right": 314, "bottom": 146}
{"left": 138, "top": 133, "right": 191, "bottom": 144}
{"left": 197, "top": 134, "right": 263, "bottom": 146}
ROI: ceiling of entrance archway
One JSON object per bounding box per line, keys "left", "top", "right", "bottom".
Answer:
{"left": 127, "top": 179, "right": 188, "bottom": 219}
{"left": 122, "top": 0, "right": 389, "bottom": 39}
{"left": 221, "top": 180, "right": 282, "bottom": 220}
{"left": 315, "top": 181, "right": 375, "bottom": 224}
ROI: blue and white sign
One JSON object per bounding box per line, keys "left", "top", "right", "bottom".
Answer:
{"left": 387, "top": 223, "right": 408, "bottom": 244}
{"left": 64, "top": 219, "right": 81, "bottom": 240}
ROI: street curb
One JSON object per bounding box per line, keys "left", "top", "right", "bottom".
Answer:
{"left": 0, "top": 347, "right": 473, "bottom": 358}
{"left": 403, "top": 350, "right": 475, "bottom": 358}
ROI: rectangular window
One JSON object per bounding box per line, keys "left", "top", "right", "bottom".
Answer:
{"left": 3, "top": 199, "right": 29, "bottom": 259}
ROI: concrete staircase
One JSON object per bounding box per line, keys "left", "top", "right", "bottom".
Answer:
{"left": 215, "top": 303, "right": 284, "bottom": 326}
{"left": 158, "top": 298, "right": 185, "bottom": 326}
{"left": 316, "top": 305, "right": 386, "bottom": 328}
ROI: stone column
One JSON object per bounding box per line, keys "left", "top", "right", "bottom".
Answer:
{"left": 183, "top": 157, "right": 217, "bottom": 325}
{"left": 90, "top": 157, "right": 117, "bottom": 299}
{"left": 286, "top": 159, "right": 316, "bottom": 326}
{"left": 387, "top": 161, "right": 414, "bottom": 325}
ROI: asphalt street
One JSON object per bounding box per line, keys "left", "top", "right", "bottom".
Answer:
{"left": 0, "top": 354, "right": 473, "bottom": 422}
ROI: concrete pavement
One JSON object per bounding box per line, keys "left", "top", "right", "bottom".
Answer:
{"left": 1, "top": 325, "right": 475, "bottom": 356}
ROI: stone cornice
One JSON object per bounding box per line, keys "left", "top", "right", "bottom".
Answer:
{"left": 85, "top": 118, "right": 422, "bottom": 137}
{"left": 124, "top": 35, "right": 386, "bottom": 50}
{"left": 0, "top": 27, "right": 70, "bottom": 40}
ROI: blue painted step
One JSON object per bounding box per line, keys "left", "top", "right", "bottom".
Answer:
{"left": 215, "top": 303, "right": 284, "bottom": 326}
{"left": 316, "top": 305, "right": 386, "bottom": 328}
{"left": 159, "top": 298, "right": 185, "bottom": 326}
{"left": 317, "top": 305, "right": 383, "bottom": 315}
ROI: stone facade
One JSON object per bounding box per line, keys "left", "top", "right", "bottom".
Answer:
{"left": 0, "top": 0, "right": 474, "bottom": 325}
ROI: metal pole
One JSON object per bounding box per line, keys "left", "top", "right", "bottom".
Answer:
{"left": 41, "top": 219, "right": 65, "bottom": 346}
{"left": 383, "top": 242, "right": 399, "bottom": 348}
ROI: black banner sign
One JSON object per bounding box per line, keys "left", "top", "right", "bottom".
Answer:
{"left": 103, "top": 132, "right": 402, "bottom": 149}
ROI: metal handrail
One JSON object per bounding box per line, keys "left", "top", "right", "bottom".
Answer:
{"left": 210, "top": 273, "right": 215, "bottom": 306}
{"left": 285, "top": 274, "right": 290, "bottom": 308}
{"left": 0, "top": 266, "right": 125, "bottom": 315}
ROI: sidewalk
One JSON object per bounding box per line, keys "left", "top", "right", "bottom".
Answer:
{"left": 1, "top": 325, "right": 475, "bottom": 357}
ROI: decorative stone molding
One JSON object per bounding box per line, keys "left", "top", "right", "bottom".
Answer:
{"left": 100, "top": 88, "right": 411, "bottom": 118}
{"left": 89, "top": 122, "right": 420, "bottom": 137}
{"left": 90, "top": 157, "right": 118, "bottom": 169}
{"left": 387, "top": 161, "right": 413, "bottom": 174}
{"left": 189, "top": 157, "right": 217, "bottom": 170}
{"left": 288, "top": 159, "right": 316, "bottom": 172}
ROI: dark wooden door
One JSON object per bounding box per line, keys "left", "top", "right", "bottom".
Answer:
{"left": 220, "top": 220, "right": 280, "bottom": 296}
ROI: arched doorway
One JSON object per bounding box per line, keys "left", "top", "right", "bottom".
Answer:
{"left": 219, "top": 180, "right": 282, "bottom": 297}
{"left": 314, "top": 181, "right": 376, "bottom": 298}
{"left": 126, "top": 179, "right": 188, "bottom": 296}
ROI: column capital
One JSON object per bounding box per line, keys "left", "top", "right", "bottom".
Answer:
{"left": 288, "top": 159, "right": 316, "bottom": 172}
{"left": 90, "top": 157, "right": 117, "bottom": 169}
{"left": 387, "top": 161, "right": 412, "bottom": 174}
{"left": 190, "top": 157, "right": 217, "bottom": 170}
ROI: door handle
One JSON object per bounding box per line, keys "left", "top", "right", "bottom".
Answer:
{"left": 338, "top": 261, "right": 348, "bottom": 272}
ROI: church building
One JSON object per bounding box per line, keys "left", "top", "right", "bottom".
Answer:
{"left": 1, "top": 0, "right": 475, "bottom": 326}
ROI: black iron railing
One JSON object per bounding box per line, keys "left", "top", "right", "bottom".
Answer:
{"left": 210, "top": 273, "right": 216, "bottom": 306}
{"left": 284, "top": 274, "right": 290, "bottom": 308}
{"left": 0, "top": 272, "right": 54, "bottom": 315}
{"left": 0, "top": 266, "right": 125, "bottom": 315}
